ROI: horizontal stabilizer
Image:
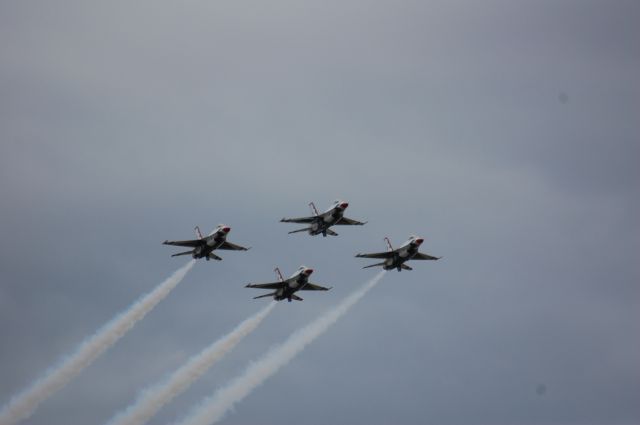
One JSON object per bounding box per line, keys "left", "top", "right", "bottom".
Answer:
{"left": 288, "top": 227, "right": 310, "bottom": 234}
{"left": 291, "top": 294, "right": 303, "bottom": 301}
{"left": 325, "top": 228, "right": 338, "bottom": 236}
{"left": 208, "top": 253, "right": 222, "bottom": 261}
{"left": 253, "top": 292, "right": 276, "bottom": 300}
{"left": 171, "top": 250, "right": 193, "bottom": 257}
{"left": 363, "top": 262, "right": 385, "bottom": 269}
{"left": 400, "top": 264, "right": 413, "bottom": 271}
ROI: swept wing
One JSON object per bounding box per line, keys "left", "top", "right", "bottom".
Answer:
{"left": 245, "top": 281, "right": 283, "bottom": 290}
{"left": 335, "top": 217, "right": 367, "bottom": 226}
{"left": 280, "top": 216, "right": 316, "bottom": 224}
{"left": 300, "top": 283, "right": 331, "bottom": 291}
{"left": 413, "top": 252, "right": 440, "bottom": 260}
{"left": 163, "top": 239, "right": 202, "bottom": 248}
{"left": 355, "top": 251, "right": 394, "bottom": 259}
{"left": 218, "top": 241, "right": 250, "bottom": 251}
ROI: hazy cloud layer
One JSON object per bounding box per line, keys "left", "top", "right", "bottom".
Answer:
{"left": 1, "top": 1, "right": 638, "bottom": 424}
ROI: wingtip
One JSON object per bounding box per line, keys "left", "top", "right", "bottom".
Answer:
{"left": 162, "top": 240, "right": 168, "bottom": 245}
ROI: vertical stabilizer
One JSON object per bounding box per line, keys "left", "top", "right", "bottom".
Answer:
{"left": 384, "top": 237, "right": 394, "bottom": 252}
{"left": 308, "top": 202, "right": 319, "bottom": 217}
{"left": 274, "top": 267, "right": 284, "bottom": 282}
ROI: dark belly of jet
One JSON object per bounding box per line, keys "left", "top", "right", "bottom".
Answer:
{"left": 195, "top": 246, "right": 215, "bottom": 258}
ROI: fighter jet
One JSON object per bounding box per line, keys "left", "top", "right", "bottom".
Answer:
{"left": 162, "top": 224, "right": 249, "bottom": 261}
{"left": 245, "top": 266, "right": 331, "bottom": 302}
{"left": 356, "top": 235, "right": 440, "bottom": 271}
{"left": 280, "top": 200, "right": 366, "bottom": 237}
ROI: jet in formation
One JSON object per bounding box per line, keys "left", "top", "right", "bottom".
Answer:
{"left": 245, "top": 266, "right": 331, "bottom": 302}
{"left": 280, "top": 200, "right": 366, "bottom": 237}
{"left": 163, "top": 224, "right": 250, "bottom": 261}
{"left": 356, "top": 235, "right": 440, "bottom": 271}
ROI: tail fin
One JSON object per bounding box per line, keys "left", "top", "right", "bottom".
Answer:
{"left": 208, "top": 253, "right": 222, "bottom": 261}
{"left": 384, "top": 237, "right": 394, "bottom": 252}
{"left": 274, "top": 267, "right": 284, "bottom": 282}
{"left": 363, "top": 262, "right": 385, "bottom": 269}
{"left": 171, "top": 250, "right": 194, "bottom": 257}
{"left": 290, "top": 294, "right": 303, "bottom": 301}
{"left": 195, "top": 226, "right": 203, "bottom": 239}
{"left": 325, "top": 228, "right": 338, "bottom": 236}
{"left": 400, "top": 264, "right": 413, "bottom": 271}
{"left": 253, "top": 292, "right": 276, "bottom": 300}
{"left": 308, "top": 202, "right": 319, "bottom": 216}
{"left": 288, "top": 227, "right": 310, "bottom": 234}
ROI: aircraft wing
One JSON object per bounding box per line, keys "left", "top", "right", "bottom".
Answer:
{"left": 413, "top": 252, "right": 440, "bottom": 260}
{"left": 300, "top": 283, "right": 331, "bottom": 291}
{"left": 355, "top": 251, "right": 394, "bottom": 259}
{"left": 280, "top": 216, "right": 316, "bottom": 224}
{"left": 163, "top": 239, "right": 203, "bottom": 248}
{"left": 245, "top": 282, "right": 283, "bottom": 290}
{"left": 218, "top": 241, "right": 250, "bottom": 251}
{"left": 335, "top": 217, "right": 367, "bottom": 225}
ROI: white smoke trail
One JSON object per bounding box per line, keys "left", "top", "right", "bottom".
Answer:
{"left": 0, "top": 260, "right": 195, "bottom": 425}
{"left": 175, "top": 271, "right": 385, "bottom": 425}
{"left": 106, "top": 302, "right": 276, "bottom": 425}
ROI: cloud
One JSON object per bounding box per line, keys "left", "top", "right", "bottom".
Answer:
{"left": 1, "top": 1, "right": 638, "bottom": 424}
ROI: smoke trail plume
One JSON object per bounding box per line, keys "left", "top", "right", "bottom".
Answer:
{"left": 0, "top": 260, "right": 195, "bottom": 425}
{"left": 106, "top": 302, "right": 276, "bottom": 425}
{"left": 175, "top": 271, "right": 385, "bottom": 425}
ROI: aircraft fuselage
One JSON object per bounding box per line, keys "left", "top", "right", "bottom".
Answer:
{"left": 193, "top": 233, "right": 227, "bottom": 259}
{"left": 273, "top": 273, "right": 311, "bottom": 301}
{"left": 308, "top": 208, "right": 345, "bottom": 236}
{"left": 382, "top": 242, "right": 421, "bottom": 271}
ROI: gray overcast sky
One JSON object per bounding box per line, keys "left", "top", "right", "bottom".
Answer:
{"left": 1, "top": 1, "right": 639, "bottom": 424}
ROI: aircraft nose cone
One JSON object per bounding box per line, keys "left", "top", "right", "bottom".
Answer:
{"left": 415, "top": 238, "right": 424, "bottom": 245}
{"left": 340, "top": 202, "right": 349, "bottom": 209}
{"left": 304, "top": 268, "right": 314, "bottom": 275}
{"left": 222, "top": 226, "right": 231, "bottom": 233}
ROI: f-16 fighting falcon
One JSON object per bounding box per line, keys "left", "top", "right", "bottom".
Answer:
{"left": 162, "top": 224, "right": 249, "bottom": 261}
{"left": 245, "top": 266, "right": 331, "bottom": 302}
{"left": 356, "top": 235, "right": 440, "bottom": 271}
{"left": 280, "top": 200, "right": 366, "bottom": 237}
